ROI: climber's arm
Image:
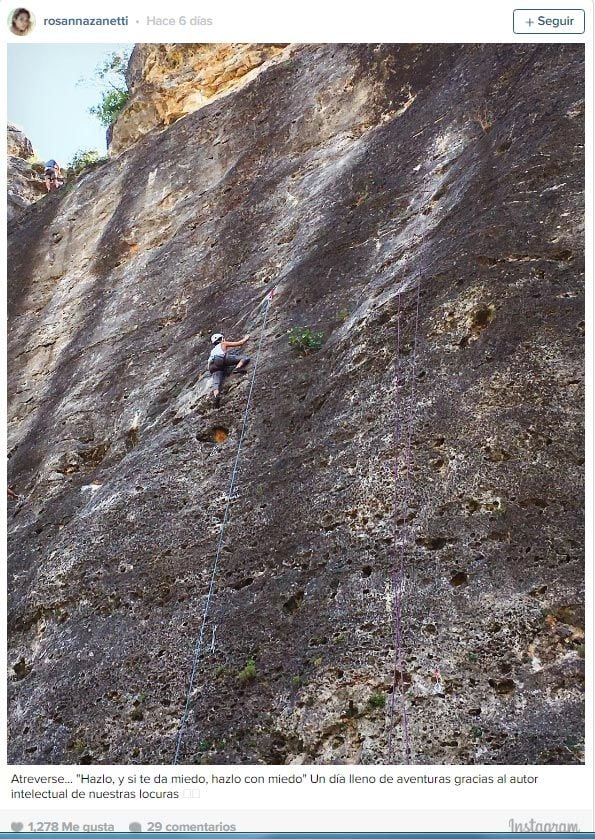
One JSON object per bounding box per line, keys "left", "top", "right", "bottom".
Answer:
{"left": 222, "top": 335, "right": 250, "bottom": 349}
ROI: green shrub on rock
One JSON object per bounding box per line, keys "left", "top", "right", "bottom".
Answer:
{"left": 68, "top": 149, "right": 105, "bottom": 174}
{"left": 238, "top": 658, "right": 257, "bottom": 682}
{"left": 287, "top": 327, "right": 323, "bottom": 354}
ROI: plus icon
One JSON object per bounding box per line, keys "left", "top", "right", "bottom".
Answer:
{"left": 525, "top": 17, "right": 534, "bottom": 26}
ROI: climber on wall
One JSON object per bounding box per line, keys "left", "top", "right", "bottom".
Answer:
{"left": 44, "top": 160, "right": 62, "bottom": 192}
{"left": 208, "top": 332, "right": 251, "bottom": 407}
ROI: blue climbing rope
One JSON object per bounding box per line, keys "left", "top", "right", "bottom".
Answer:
{"left": 173, "top": 289, "right": 275, "bottom": 764}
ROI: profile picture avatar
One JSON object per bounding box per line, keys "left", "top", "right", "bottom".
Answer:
{"left": 9, "top": 8, "right": 34, "bottom": 36}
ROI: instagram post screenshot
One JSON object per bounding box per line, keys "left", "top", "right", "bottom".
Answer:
{"left": 1, "top": 0, "right": 592, "bottom": 835}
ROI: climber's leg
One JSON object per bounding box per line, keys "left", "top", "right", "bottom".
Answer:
{"left": 235, "top": 355, "right": 250, "bottom": 371}
{"left": 210, "top": 369, "right": 224, "bottom": 406}
{"left": 226, "top": 354, "right": 251, "bottom": 372}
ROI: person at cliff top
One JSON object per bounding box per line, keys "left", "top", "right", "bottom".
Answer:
{"left": 44, "top": 160, "right": 62, "bottom": 192}
{"left": 207, "top": 333, "right": 251, "bottom": 407}
{"left": 10, "top": 8, "right": 33, "bottom": 35}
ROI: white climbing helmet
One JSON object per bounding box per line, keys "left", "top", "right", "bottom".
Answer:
{"left": 211, "top": 333, "right": 224, "bottom": 344}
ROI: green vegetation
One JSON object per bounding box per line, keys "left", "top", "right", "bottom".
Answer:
{"left": 90, "top": 89, "right": 129, "bottom": 128}
{"left": 82, "top": 49, "right": 132, "bottom": 129}
{"left": 287, "top": 327, "right": 323, "bottom": 355}
{"left": 467, "top": 652, "right": 478, "bottom": 663}
{"left": 68, "top": 149, "right": 105, "bottom": 173}
{"left": 368, "top": 692, "right": 386, "bottom": 709}
{"left": 238, "top": 658, "right": 257, "bottom": 682}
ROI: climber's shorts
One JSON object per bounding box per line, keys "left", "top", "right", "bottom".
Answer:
{"left": 209, "top": 354, "right": 250, "bottom": 389}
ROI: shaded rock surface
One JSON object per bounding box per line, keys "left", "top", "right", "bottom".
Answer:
{"left": 7, "top": 43, "right": 584, "bottom": 765}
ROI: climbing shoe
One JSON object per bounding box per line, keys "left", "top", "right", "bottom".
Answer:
{"left": 212, "top": 394, "right": 221, "bottom": 408}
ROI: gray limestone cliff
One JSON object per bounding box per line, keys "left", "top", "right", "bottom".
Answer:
{"left": 7, "top": 124, "right": 46, "bottom": 221}
{"left": 7, "top": 44, "right": 584, "bottom": 765}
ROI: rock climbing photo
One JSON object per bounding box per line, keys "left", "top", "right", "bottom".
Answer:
{"left": 7, "top": 43, "right": 585, "bottom": 765}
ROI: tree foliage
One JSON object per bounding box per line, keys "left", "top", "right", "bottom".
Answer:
{"left": 84, "top": 48, "right": 132, "bottom": 129}
{"left": 89, "top": 89, "right": 130, "bottom": 128}
{"left": 68, "top": 149, "right": 104, "bottom": 173}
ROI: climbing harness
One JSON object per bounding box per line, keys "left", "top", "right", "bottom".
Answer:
{"left": 388, "top": 273, "right": 422, "bottom": 765}
{"left": 172, "top": 287, "right": 276, "bottom": 764}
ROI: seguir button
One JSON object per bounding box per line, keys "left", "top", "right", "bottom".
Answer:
{"left": 513, "top": 9, "right": 585, "bottom": 33}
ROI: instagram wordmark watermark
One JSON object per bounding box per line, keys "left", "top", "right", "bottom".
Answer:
{"left": 509, "top": 818, "right": 579, "bottom": 832}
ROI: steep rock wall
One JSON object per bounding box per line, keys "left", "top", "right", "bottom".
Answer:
{"left": 8, "top": 123, "right": 34, "bottom": 158}
{"left": 111, "top": 43, "right": 289, "bottom": 153}
{"left": 7, "top": 123, "right": 46, "bottom": 220}
{"left": 8, "top": 44, "right": 584, "bottom": 765}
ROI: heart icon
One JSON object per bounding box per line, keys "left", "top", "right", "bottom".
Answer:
{"left": 11, "top": 824, "right": 24, "bottom": 832}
